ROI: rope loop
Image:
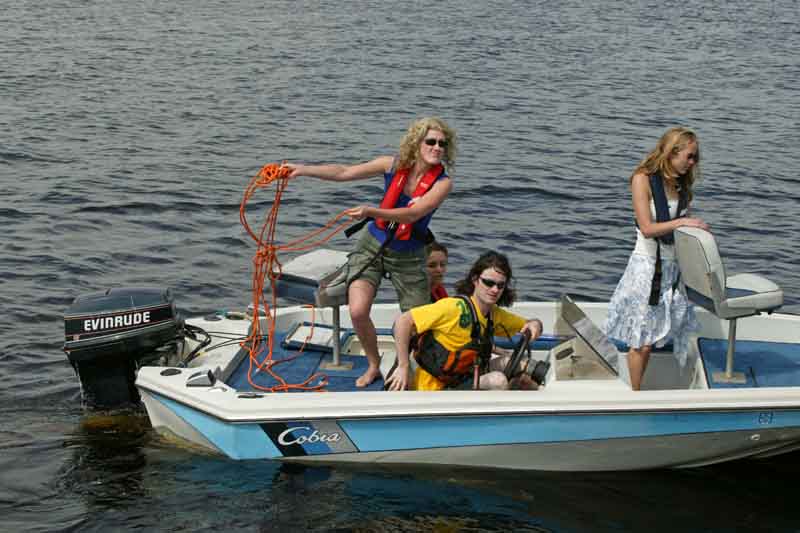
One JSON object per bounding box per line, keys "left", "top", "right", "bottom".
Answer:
{"left": 238, "top": 163, "right": 352, "bottom": 392}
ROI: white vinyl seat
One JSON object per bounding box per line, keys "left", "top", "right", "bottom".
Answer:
{"left": 674, "top": 227, "right": 783, "bottom": 383}
{"left": 273, "top": 249, "right": 350, "bottom": 308}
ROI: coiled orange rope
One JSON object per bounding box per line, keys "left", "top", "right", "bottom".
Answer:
{"left": 239, "top": 163, "right": 352, "bottom": 392}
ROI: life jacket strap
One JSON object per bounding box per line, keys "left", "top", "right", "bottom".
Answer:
{"left": 648, "top": 173, "right": 689, "bottom": 245}
{"left": 644, "top": 172, "right": 689, "bottom": 306}
{"left": 648, "top": 241, "right": 682, "bottom": 306}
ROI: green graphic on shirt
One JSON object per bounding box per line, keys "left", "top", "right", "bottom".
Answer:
{"left": 457, "top": 299, "right": 471, "bottom": 328}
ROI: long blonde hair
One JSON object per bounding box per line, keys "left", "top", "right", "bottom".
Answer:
{"left": 397, "top": 117, "right": 457, "bottom": 171}
{"left": 631, "top": 126, "right": 701, "bottom": 200}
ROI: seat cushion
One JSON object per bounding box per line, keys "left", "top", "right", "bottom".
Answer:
{"left": 717, "top": 273, "right": 783, "bottom": 318}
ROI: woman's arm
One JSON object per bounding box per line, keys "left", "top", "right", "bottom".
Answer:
{"left": 345, "top": 177, "right": 453, "bottom": 223}
{"left": 286, "top": 155, "right": 394, "bottom": 182}
{"left": 631, "top": 173, "right": 708, "bottom": 238}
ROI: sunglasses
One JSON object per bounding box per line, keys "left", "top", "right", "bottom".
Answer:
{"left": 423, "top": 138, "right": 448, "bottom": 148}
{"left": 479, "top": 277, "right": 506, "bottom": 290}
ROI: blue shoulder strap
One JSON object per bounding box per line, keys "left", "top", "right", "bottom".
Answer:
{"left": 649, "top": 173, "right": 688, "bottom": 245}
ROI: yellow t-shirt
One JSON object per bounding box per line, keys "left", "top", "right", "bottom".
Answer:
{"left": 410, "top": 296, "right": 527, "bottom": 391}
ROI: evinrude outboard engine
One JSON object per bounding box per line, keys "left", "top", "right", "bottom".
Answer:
{"left": 63, "top": 287, "right": 181, "bottom": 408}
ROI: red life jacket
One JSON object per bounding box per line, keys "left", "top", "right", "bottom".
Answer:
{"left": 374, "top": 163, "right": 444, "bottom": 241}
{"left": 431, "top": 284, "right": 449, "bottom": 302}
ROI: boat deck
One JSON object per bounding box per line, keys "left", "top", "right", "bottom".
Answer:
{"left": 226, "top": 329, "right": 384, "bottom": 392}
{"left": 220, "top": 322, "right": 800, "bottom": 394}
{"left": 699, "top": 338, "right": 800, "bottom": 388}
{"left": 224, "top": 324, "right": 570, "bottom": 393}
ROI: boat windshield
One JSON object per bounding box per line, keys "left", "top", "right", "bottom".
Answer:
{"left": 552, "top": 295, "right": 628, "bottom": 383}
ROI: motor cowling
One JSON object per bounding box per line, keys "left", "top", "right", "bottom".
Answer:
{"left": 64, "top": 287, "right": 181, "bottom": 408}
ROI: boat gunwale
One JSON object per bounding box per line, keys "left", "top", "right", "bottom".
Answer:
{"left": 136, "top": 370, "right": 800, "bottom": 425}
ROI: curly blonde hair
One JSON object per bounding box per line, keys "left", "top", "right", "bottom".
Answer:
{"left": 631, "top": 126, "right": 701, "bottom": 201}
{"left": 396, "top": 117, "right": 457, "bottom": 171}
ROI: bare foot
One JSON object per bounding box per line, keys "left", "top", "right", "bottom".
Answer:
{"left": 355, "top": 366, "right": 381, "bottom": 388}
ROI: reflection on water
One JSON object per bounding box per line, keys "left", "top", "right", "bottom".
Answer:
{"left": 61, "top": 410, "right": 152, "bottom": 509}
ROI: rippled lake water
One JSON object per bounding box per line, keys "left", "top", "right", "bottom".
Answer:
{"left": 2, "top": 0, "right": 799, "bottom": 530}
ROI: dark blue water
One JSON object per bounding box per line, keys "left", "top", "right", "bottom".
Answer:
{"left": 2, "top": 0, "right": 799, "bottom": 530}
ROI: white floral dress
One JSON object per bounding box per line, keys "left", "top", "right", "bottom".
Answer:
{"left": 604, "top": 200, "right": 699, "bottom": 367}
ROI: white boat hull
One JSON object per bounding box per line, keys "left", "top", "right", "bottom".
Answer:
{"left": 135, "top": 300, "right": 800, "bottom": 471}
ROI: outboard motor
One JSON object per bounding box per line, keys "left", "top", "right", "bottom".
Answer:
{"left": 63, "top": 287, "right": 181, "bottom": 408}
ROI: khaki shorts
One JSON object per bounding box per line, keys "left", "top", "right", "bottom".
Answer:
{"left": 346, "top": 231, "right": 430, "bottom": 312}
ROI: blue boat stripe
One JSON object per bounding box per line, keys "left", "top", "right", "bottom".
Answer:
{"left": 339, "top": 409, "right": 800, "bottom": 453}
{"left": 150, "top": 393, "right": 279, "bottom": 459}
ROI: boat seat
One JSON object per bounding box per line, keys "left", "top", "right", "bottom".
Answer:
{"left": 674, "top": 227, "right": 783, "bottom": 383}
{"left": 273, "top": 249, "right": 351, "bottom": 369}
{"left": 273, "top": 249, "right": 350, "bottom": 308}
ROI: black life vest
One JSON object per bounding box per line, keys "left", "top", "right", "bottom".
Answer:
{"left": 646, "top": 172, "right": 689, "bottom": 305}
{"left": 649, "top": 173, "right": 688, "bottom": 245}
{"left": 413, "top": 296, "right": 493, "bottom": 388}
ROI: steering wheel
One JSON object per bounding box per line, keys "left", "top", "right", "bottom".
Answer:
{"left": 503, "top": 330, "right": 532, "bottom": 380}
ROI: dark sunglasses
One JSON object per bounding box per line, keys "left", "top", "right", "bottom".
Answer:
{"left": 424, "top": 138, "right": 448, "bottom": 148}
{"left": 479, "top": 277, "right": 506, "bottom": 290}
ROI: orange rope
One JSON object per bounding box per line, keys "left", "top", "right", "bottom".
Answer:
{"left": 238, "top": 163, "right": 352, "bottom": 392}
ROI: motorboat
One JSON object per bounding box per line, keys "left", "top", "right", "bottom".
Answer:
{"left": 64, "top": 227, "right": 800, "bottom": 471}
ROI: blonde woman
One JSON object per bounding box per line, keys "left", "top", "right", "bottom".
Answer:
{"left": 287, "top": 117, "right": 456, "bottom": 387}
{"left": 604, "top": 127, "right": 710, "bottom": 390}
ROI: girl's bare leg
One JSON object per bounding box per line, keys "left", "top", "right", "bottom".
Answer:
{"left": 627, "top": 346, "right": 652, "bottom": 391}
{"left": 348, "top": 280, "right": 382, "bottom": 387}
